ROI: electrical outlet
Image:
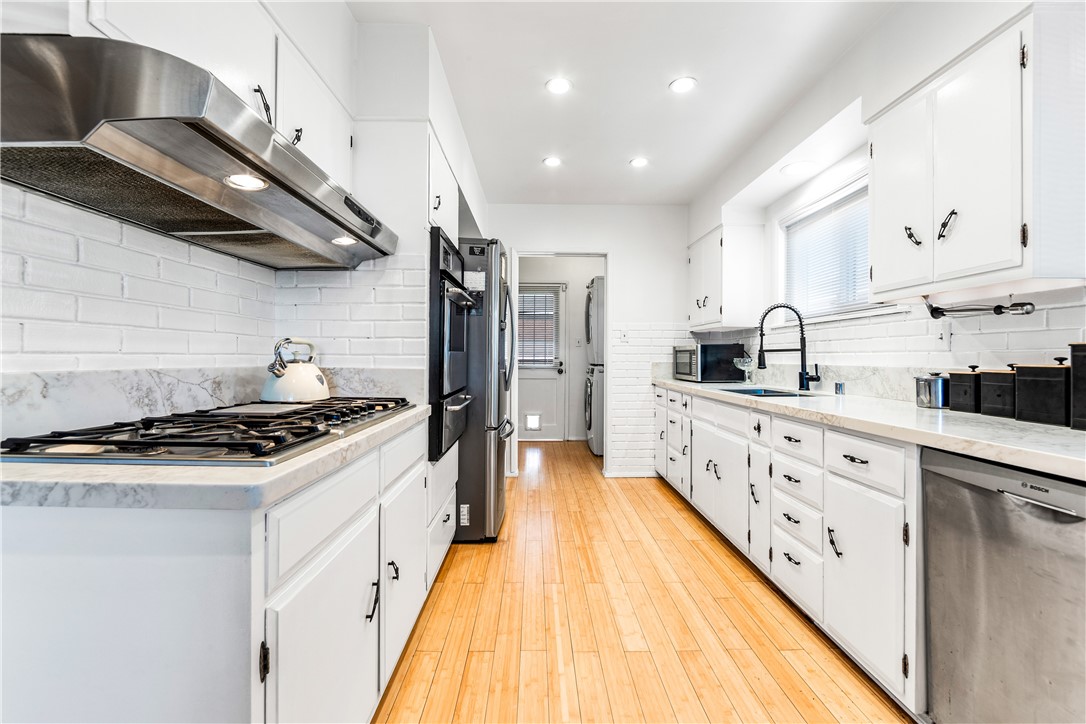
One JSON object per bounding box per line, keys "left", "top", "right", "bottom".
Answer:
{"left": 620, "top": 331, "right": 629, "bottom": 343}
{"left": 459, "top": 504, "right": 470, "bottom": 526}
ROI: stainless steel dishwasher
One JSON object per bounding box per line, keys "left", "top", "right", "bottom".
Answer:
{"left": 923, "top": 449, "right": 1086, "bottom": 723}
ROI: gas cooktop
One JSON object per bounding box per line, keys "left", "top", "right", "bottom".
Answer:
{"left": 0, "top": 397, "right": 413, "bottom": 467}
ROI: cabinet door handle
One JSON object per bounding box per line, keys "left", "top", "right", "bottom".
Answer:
{"left": 783, "top": 435, "right": 801, "bottom": 444}
{"left": 712, "top": 463, "right": 721, "bottom": 481}
{"left": 749, "top": 483, "right": 760, "bottom": 505}
{"left": 291, "top": 127, "right": 303, "bottom": 145}
{"left": 365, "top": 581, "right": 380, "bottom": 621}
{"left": 433, "top": 194, "right": 442, "bottom": 211}
{"left": 682, "top": 399, "right": 688, "bottom": 409}
{"left": 937, "top": 208, "right": 958, "bottom": 240}
{"left": 660, "top": 430, "right": 665, "bottom": 440}
{"left": 782, "top": 512, "right": 800, "bottom": 525}
{"left": 682, "top": 444, "right": 688, "bottom": 456}
{"left": 827, "top": 527, "right": 844, "bottom": 558}
{"left": 904, "top": 225, "right": 922, "bottom": 246}
{"left": 782, "top": 474, "right": 801, "bottom": 484}
{"left": 253, "top": 84, "right": 273, "bottom": 125}
{"left": 705, "top": 458, "right": 714, "bottom": 471}
{"left": 753, "top": 421, "right": 762, "bottom": 435}
{"left": 702, "top": 296, "right": 709, "bottom": 307}
{"left": 783, "top": 552, "right": 801, "bottom": 566}
{"left": 696, "top": 298, "right": 702, "bottom": 308}
{"left": 388, "top": 560, "right": 400, "bottom": 580}
{"left": 842, "top": 454, "right": 869, "bottom": 465}
{"left": 443, "top": 513, "right": 452, "bottom": 524}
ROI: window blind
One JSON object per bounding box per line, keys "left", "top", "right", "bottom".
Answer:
{"left": 517, "top": 284, "right": 562, "bottom": 367}
{"left": 784, "top": 186, "right": 870, "bottom": 318}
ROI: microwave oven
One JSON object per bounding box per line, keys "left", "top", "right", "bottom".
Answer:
{"left": 673, "top": 343, "right": 747, "bottom": 382}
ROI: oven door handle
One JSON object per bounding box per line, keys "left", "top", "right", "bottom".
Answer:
{"left": 445, "top": 395, "right": 474, "bottom": 412}
{"left": 444, "top": 283, "right": 475, "bottom": 309}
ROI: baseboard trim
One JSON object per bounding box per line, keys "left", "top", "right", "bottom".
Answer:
{"left": 602, "top": 467, "right": 658, "bottom": 478}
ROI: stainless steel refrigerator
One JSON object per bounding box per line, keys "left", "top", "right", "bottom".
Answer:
{"left": 455, "top": 238, "right": 514, "bottom": 541}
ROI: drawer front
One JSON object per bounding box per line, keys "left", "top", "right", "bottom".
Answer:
{"left": 690, "top": 395, "right": 716, "bottom": 424}
{"left": 428, "top": 442, "right": 458, "bottom": 525}
{"left": 426, "top": 485, "right": 457, "bottom": 587}
{"left": 773, "top": 417, "right": 823, "bottom": 466}
{"left": 772, "top": 526, "right": 824, "bottom": 621}
{"left": 666, "top": 446, "right": 684, "bottom": 492}
{"left": 689, "top": 396, "right": 747, "bottom": 435}
{"left": 772, "top": 454, "right": 824, "bottom": 510}
{"left": 667, "top": 411, "right": 682, "bottom": 444}
{"left": 750, "top": 412, "right": 772, "bottom": 445}
{"left": 267, "top": 450, "right": 379, "bottom": 592}
{"left": 667, "top": 390, "right": 684, "bottom": 412}
{"left": 824, "top": 430, "right": 905, "bottom": 497}
{"left": 381, "top": 422, "right": 427, "bottom": 491}
{"left": 652, "top": 386, "right": 667, "bottom": 407}
{"left": 772, "top": 488, "right": 823, "bottom": 554}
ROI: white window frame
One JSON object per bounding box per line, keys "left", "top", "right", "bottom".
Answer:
{"left": 516, "top": 283, "right": 566, "bottom": 369}
{"left": 768, "top": 171, "right": 904, "bottom": 329}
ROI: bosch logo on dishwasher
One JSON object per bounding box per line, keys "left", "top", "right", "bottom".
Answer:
{"left": 1022, "top": 481, "right": 1051, "bottom": 494}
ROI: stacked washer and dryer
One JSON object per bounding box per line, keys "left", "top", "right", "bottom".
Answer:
{"left": 584, "top": 276, "right": 605, "bottom": 456}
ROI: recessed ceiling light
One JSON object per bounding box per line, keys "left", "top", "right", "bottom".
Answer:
{"left": 779, "top": 161, "right": 819, "bottom": 177}
{"left": 542, "top": 156, "right": 562, "bottom": 167}
{"left": 545, "top": 78, "right": 572, "bottom": 94}
{"left": 223, "top": 173, "right": 269, "bottom": 191}
{"left": 331, "top": 236, "right": 359, "bottom": 246}
{"left": 629, "top": 157, "right": 649, "bottom": 168}
{"left": 669, "top": 77, "right": 698, "bottom": 94}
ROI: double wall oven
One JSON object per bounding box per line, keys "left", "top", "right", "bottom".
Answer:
{"left": 427, "top": 228, "right": 474, "bottom": 460}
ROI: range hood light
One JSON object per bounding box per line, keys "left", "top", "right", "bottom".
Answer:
{"left": 331, "top": 236, "right": 359, "bottom": 246}
{"left": 223, "top": 173, "right": 269, "bottom": 191}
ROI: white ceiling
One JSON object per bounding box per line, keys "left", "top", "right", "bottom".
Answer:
{"left": 347, "top": 2, "right": 893, "bottom": 206}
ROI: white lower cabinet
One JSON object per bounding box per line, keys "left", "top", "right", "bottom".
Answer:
{"left": 427, "top": 485, "right": 458, "bottom": 588}
{"left": 748, "top": 443, "right": 772, "bottom": 572}
{"left": 690, "top": 420, "right": 719, "bottom": 518}
{"left": 823, "top": 473, "right": 907, "bottom": 694}
{"left": 654, "top": 403, "right": 667, "bottom": 477}
{"left": 380, "top": 463, "right": 428, "bottom": 687}
{"left": 771, "top": 525, "right": 824, "bottom": 621}
{"left": 265, "top": 508, "right": 381, "bottom": 724}
{"left": 711, "top": 428, "right": 749, "bottom": 553}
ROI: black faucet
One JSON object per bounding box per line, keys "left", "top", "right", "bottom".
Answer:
{"left": 756, "top": 302, "right": 821, "bottom": 391}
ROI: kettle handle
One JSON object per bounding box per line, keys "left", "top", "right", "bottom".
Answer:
{"left": 274, "top": 337, "right": 317, "bottom": 364}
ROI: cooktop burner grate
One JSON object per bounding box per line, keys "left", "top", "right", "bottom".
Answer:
{"left": 0, "top": 396, "right": 412, "bottom": 465}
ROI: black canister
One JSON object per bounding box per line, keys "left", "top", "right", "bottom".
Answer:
{"left": 949, "top": 365, "right": 982, "bottom": 413}
{"left": 980, "top": 365, "right": 1017, "bottom": 418}
{"left": 1072, "top": 344, "right": 1086, "bottom": 431}
{"left": 1015, "top": 358, "right": 1071, "bottom": 426}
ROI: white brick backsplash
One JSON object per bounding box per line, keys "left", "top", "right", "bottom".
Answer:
{"left": 2, "top": 185, "right": 23, "bottom": 218}
{"left": 123, "top": 329, "right": 189, "bottom": 354}
{"left": 190, "top": 332, "right": 238, "bottom": 354}
{"left": 79, "top": 298, "right": 158, "bottom": 328}
{"left": 351, "top": 304, "right": 402, "bottom": 320}
{"left": 189, "top": 245, "right": 240, "bottom": 275}
{"left": 2, "top": 218, "right": 79, "bottom": 260}
{"left": 126, "top": 278, "right": 189, "bottom": 307}
{"left": 191, "top": 288, "right": 239, "bottom": 313}
{"left": 375, "top": 286, "right": 425, "bottom": 303}
{"left": 78, "top": 354, "right": 161, "bottom": 370}
{"left": 160, "top": 308, "right": 216, "bottom": 331}
{"left": 2, "top": 253, "right": 23, "bottom": 284}
{"left": 24, "top": 194, "right": 121, "bottom": 240}
{"left": 3, "top": 287, "right": 77, "bottom": 320}
{"left": 161, "top": 259, "right": 217, "bottom": 289}
{"left": 2, "top": 354, "right": 81, "bottom": 372}
{"left": 79, "top": 238, "right": 159, "bottom": 278}
{"left": 238, "top": 261, "right": 276, "bottom": 286}
{"left": 121, "top": 225, "right": 189, "bottom": 260}
{"left": 320, "top": 286, "right": 378, "bottom": 304}
{"left": 350, "top": 338, "right": 402, "bottom": 354}
{"left": 296, "top": 270, "right": 351, "bottom": 287}
{"left": 321, "top": 321, "right": 375, "bottom": 337}
{"left": 2, "top": 321, "right": 22, "bottom": 352}
{"left": 295, "top": 304, "right": 349, "bottom": 320}
{"left": 276, "top": 287, "right": 321, "bottom": 304}
{"left": 216, "top": 274, "right": 259, "bottom": 299}
{"left": 25, "top": 322, "right": 122, "bottom": 353}
{"left": 374, "top": 321, "right": 425, "bottom": 338}
{"left": 402, "top": 304, "right": 426, "bottom": 320}
{"left": 215, "top": 314, "right": 255, "bottom": 335}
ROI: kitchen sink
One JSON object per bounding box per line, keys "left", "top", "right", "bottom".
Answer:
{"left": 722, "top": 388, "right": 812, "bottom": 397}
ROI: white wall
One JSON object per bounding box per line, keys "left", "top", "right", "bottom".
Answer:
{"left": 1, "top": 184, "right": 276, "bottom": 373}
{"left": 519, "top": 255, "right": 605, "bottom": 440}
{"left": 489, "top": 203, "right": 691, "bottom": 476}
{"left": 690, "top": 1, "right": 1030, "bottom": 242}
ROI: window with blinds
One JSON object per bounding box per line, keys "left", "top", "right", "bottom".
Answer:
{"left": 517, "top": 284, "right": 562, "bottom": 367}
{"left": 784, "top": 186, "right": 870, "bottom": 318}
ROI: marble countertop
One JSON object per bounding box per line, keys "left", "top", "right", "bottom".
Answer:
{"left": 655, "top": 378, "right": 1086, "bottom": 481}
{"left": 1, "top": 406, "right": 430, "bottom": 510}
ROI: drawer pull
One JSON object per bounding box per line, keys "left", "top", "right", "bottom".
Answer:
{"left": 842, "top": 454, "right": 869, "bottom": 465}
{"left": 365, "top": 581, "right": 380, "bottom": 621}
{"left": 827, "top": 527, "right": 844, "bottom": 558}
{"left": 783, "top": 435, "right": 802, "bottom": 444}
{"left": 656, "top": 393, "right": 663, "bottom": 399}
{"left": 669, "top": 456, "right": 677, "bottom": 463}
{"left": 712, "top": 462, "right": 721, "bottom": 481}
{"left": 669, "top": 397, "right": 677, "bottom": 403}
{"left": 705, "top": 458, "right": 715, "bottom": 471}
{"left": 782, "top": 474, "right": 801, "bottom": 484}
{"left": 783, "top": 552, "right": 801, "bottom": 566}
{"left": 782, "top": 512, "right": 800, "bottom": 525}
{"left": 388, "top": 560, "right": 400, "bottom": 580}
{"left": 443, "top": 513, "right": 452, "bottom": 524}
{"left": 749, "top": 483, "right": 760, "bottom": 505}
{"left": 669, "top": 420, "right": 677, "bottom": 425}
{"left": 682, "top": 444, "right": 688, "bottom": 456}
{"left": 660, "top": 431, "right": 665, "bottom": 440}
{"left": 753, "top": 421, "right": 762, "bottom": 435}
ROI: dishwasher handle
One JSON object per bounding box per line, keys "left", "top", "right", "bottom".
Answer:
{"left": 998, "top": 489, "right": 1080, "bottom": 518}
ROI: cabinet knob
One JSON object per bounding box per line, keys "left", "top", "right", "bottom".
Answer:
{"left": 1055, "top": 357, "right": 1068, "bottom": 365}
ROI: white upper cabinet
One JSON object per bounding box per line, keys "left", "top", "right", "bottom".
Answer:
{"left": 869, "top": 10, "right": 1085, "bottom": 301}
{"left": 931, "top": 26, "right": 1023, "bottom": 282}
{"left": 88, "top": 1, "right": 278, "bottom": 120}
{"left": 688, "top": 223, "right": 767, "bottom": 332}
{"left": 428, "top": 130, "right": 460, "bottom": 234}
{"left": 869, "top": 95, "right": 933, "bottom": 293}
{"left": 277, "top": 38, "right": 354, "bottom": 191}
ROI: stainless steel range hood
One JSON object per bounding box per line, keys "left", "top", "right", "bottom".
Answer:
{"left": 0, "top": 35, "right": 397, "bottom": 269}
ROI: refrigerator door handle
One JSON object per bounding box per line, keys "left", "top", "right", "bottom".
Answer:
{"left": 497, "top": 417, "right": 515, "bottom": 440}
{"left": 504, "top": 284, "right": 516, "bottom": 391}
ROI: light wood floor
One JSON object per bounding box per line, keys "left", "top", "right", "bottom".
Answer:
{"left": 374, "top": 441, "right": 910, "bottom": 723}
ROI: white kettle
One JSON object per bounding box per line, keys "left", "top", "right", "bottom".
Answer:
{"left": 260, "top": 338, "right": 331, "bottom": 402}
